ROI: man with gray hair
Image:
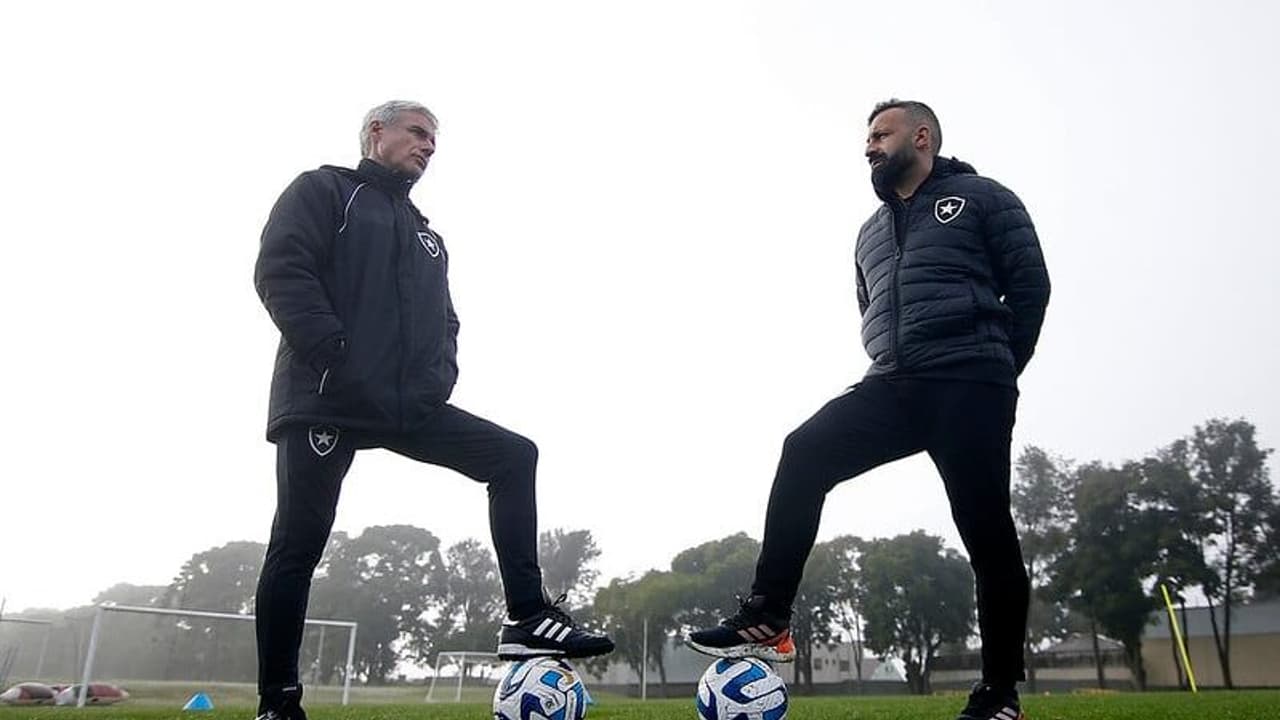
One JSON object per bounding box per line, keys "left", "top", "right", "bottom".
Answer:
{"left": 252, "top": 100, "right": 613, "bottom": 720}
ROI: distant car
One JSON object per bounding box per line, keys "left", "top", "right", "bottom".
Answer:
{"left": 53, "top": 683, "right": 130, "bottom": 705}
{"left": 0, "top": 682, "right": 57, "bottom": 705}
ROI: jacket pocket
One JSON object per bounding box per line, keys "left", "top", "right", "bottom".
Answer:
{"left": 908, "top": 293, "right": 976, "bottom": 341}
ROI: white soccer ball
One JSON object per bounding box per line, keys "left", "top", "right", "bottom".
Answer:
{"left": 493, "top": 657, "right": 588, "bottom": 720}
{"left": 696, "top": 657, "right": 788, "bottom": 720}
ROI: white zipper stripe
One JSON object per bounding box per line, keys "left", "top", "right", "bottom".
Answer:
{"left": 318, "top": 368, "right": 330, "bottom": 395}
{"left": 337, "top": 182, "right": 368, "bottom": 234}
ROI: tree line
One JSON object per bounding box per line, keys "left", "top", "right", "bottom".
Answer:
{"left": 2, "top": 418, "right": 1274, "bottom": 696}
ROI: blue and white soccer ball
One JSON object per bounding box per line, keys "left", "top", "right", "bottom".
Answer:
{"left": 695, "top": 657, "right": 788, "bottom": 720}
{"left": 493, "top": 657, "right": 588, "bottom": 720}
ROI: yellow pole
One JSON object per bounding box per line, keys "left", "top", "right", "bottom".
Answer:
{"left": 1160, "top": 583, "right": 1198, "bottom": 693}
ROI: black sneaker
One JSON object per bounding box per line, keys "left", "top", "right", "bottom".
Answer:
{"left": 685, "top": 595, "right": 795, "bottom": 662}
{"left": 497, "top": 595, "right": 615, "bottom": 660}
{"left": 956, "top": 682, "right": 1024, "bottom": 720}
{"left": 255, "top": 685, "right": 306, "bottom": 720}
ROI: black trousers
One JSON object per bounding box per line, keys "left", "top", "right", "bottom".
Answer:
{"left": 255, "top": 404, "right": 544, "bottom": 697}
{"left": 751, "top": 376, "right": 1029, "bottom": 685}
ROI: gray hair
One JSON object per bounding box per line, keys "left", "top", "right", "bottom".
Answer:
{"left": 360, "top": 100, "right": 438, "bottom": 156}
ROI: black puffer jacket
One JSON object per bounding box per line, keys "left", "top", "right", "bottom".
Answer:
{"left": 855, "top": 157, "right": 1049, "bottom": 385}
{"left": 255, "top": 159, "right": 459, "bottom": 440}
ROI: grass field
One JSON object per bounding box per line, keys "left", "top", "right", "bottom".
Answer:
{"left": 2, "top": 690, "right": 1279, "bottom": 719}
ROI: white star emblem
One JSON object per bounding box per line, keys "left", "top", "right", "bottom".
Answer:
{"left": 308, "top": 425, "right": 340, "bottom": 456}
{"left": 934, "top": 196, "right": 967, "bottom": 224}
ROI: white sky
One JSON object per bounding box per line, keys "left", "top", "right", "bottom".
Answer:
{"left": 2, "top": 0, "right": 1277, "bottom": 613}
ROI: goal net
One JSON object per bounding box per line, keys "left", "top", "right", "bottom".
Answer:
{"left": 0, "top": 617, "right": 54, "bottom": 688}
{"left": 424, "top": 651, "right": 505, "bottom": 702}
{"left": 67, "top": 604, "right": 358, "bottom": 708}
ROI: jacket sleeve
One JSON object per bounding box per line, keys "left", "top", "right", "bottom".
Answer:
{"left": 253, "top": 172, "right": 346, "bottom": 365}
{"left": 983, "top": 183, "right": 1050, "bottom": 374}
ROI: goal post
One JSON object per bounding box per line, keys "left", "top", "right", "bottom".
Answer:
{"left": 77, "top": 604, "right": 358, "bottom": 709}
{"left": 0, "top": 616, "right": 54, "bottom": 682}
{"left": 424, "top": 651, "right": 503, "bottom": 703}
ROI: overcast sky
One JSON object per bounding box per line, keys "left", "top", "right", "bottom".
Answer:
{"left": 2, "top": 0, "right": 1277, "bottom": 614}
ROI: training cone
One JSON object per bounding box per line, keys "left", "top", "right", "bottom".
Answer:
{"left": 183, "top": 692, "right": 214, "bottom": 711}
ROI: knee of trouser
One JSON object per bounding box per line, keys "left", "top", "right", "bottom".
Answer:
{"left": 514, "top": 434, "right": 539, "bottom": 467}
{"left": 778, "top": 424, "right": 834, "bottom": 480}
{"left": 269, "top": 530, "right": 331, "bottom": 571}
{"left": 963, "top": 534, "right": 1030, "bottom": 583}
{"left": 497, "top": 433, "right": 539, "bottom": 480}
{"left": 780, "top": 426, "right": 817, "bottom": 464}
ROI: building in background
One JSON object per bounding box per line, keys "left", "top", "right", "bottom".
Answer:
{"left": 1144, "top": 599, "right": 1280, "bottom": 688}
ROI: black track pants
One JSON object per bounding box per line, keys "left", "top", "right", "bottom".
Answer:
{"left": 255, "top": 404, "right": 543, "bottom": 696}
{"left": 751, "top": 377, "right": 1030, "bottom": 685}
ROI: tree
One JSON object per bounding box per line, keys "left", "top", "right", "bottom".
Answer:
{"left": 592, "top": 533, "right": 763, "bottom": 698}
{"left": 669, "top": 533, "right": 760, "bottom": 630}
{"left": 592, "top": 570, "right": 691, "bottom": 697}
{"left": 538, "top": 529, "right": 601, "bottom": 606}
{"left": 592, "top": 577, "right": 646, "bottom": 682}
{"left": 1051, "top": 462, "right": 1160, "bottom": 690}
{"left": 95, "top": 583, "right": 168, "bottom": 606}
{"left": 1183, "top": 418, "right": 1275, "bottom": 688}
{"left": 1011, "top": 446, "right": 1075, "bottom": 692}
{"left": 631, "top": 571, "right": 690, "bottom": 695}
{"left": 162, "top": 541, "right": 265, "bottom": 682}
{"left": 792, "top": 540, "right": 842, "bottom": 693}
{"left": 436, "top": 538, "right": 505, "bottom": 661}
{"left": 1137, "top": 441, "right": 1215, "bottom": 689}
{"left": 312, "top": 525, "right": 445, "bottom": 683}
{"left": 1255, "top": 499, "right": 1280, "bottom": 601}
{"left": 857, "top": 532, "right": 974, "bottom": 694}
{"left": 826, "top": 535, "right": 868, "bottom": 692}
{"left": 165, "top": 541, "right": 265, "bottom": 613}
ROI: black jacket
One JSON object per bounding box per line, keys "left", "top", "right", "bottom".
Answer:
{"left": 255, "top": 159, "right": 459, "bottom": 440}
{"left": 855, "top": 157, "right": 1050, "bottom": 385}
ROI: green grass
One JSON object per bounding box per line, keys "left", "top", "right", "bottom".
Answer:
{"left": 2, "top": 691, "right": 1279, "bottom": 719}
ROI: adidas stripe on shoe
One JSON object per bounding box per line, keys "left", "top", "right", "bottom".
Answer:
{"left": 956, "top": 682, "right": 1025, "bottom": 720}
{"left": 685, "top": 595, "right": 796, "bottom": 663}
{"left": 497, "top": 595, "right": 614, "bottom": 660}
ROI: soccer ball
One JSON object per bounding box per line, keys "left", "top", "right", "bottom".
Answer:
{"left": 493, "top": 657, "right": 588, "bottom": 720}
{"left": 695, "top": 657, "right": 788, "bottom": 720}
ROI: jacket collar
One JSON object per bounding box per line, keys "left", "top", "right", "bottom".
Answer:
{"left": 356, "top": 158, "right": 418, "bottom": 197}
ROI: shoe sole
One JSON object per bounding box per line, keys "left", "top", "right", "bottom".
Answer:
{"left": 685, "top": 638, "right": 795, "bottom": 663}
{"left": 497, "top": 643, "right": 615, "bottom": 661}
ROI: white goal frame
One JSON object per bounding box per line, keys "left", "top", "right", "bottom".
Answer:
{"left": 78, "top": 603, "right": 358, "bottom": 708}
{"left": 0, "top": 616, "right": 54, "bottom": 681}
{"left": 424, "top": 650, "right": 502, "bottom": 702}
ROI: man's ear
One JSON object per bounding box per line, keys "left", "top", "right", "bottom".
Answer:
{"left": 914, "top": 125, "right": 931, "bottom": 152}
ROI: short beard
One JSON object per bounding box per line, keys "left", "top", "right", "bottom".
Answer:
{"left": 871, "top": 145, "right": 916, "bottom": 196}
